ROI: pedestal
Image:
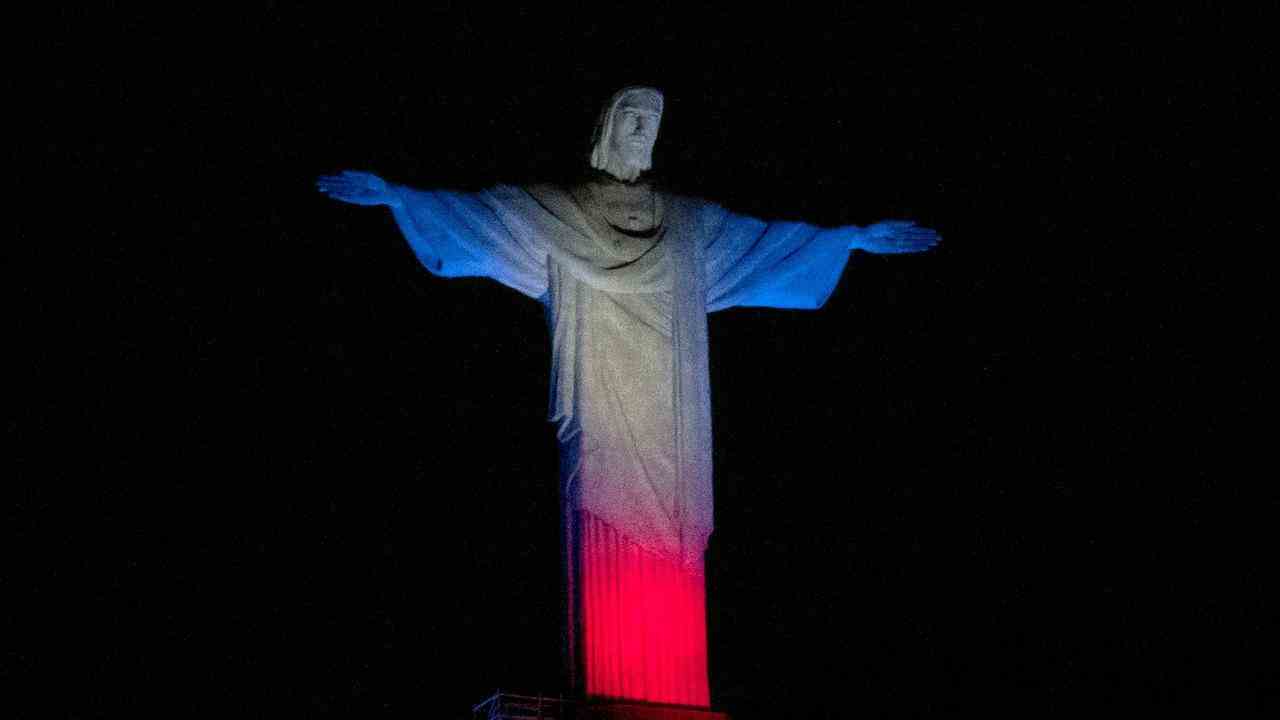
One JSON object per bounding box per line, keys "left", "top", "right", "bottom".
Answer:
{"left": 577, "top": 700, "right": 730, "bottom": 720}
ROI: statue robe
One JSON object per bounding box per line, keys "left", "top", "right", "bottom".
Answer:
{"left": 389, "top": 177, "right": 855, "bottom": 707}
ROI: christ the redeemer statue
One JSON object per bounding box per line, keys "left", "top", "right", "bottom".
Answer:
{"left": 318, "top": 86, "right": 938, "bottom": 709}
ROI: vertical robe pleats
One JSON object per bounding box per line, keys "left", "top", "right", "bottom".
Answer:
{"left": 577, "top": 510, "right": 710, "bottom": 708}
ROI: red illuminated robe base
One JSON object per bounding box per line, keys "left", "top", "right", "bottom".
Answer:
{"left": 575, "top": 511, "right": 710, "bottom": 708}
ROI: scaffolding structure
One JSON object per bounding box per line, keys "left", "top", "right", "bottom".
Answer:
{"left": 473, "top": 692, "right": 571, "bottom": 720}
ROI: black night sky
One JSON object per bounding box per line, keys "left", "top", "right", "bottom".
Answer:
{"left": 16, "top": 6, "right": 1270, "bottom": 718}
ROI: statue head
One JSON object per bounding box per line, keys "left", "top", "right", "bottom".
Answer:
{"left": 589, "top": 86, "right": 664, "bottom": 182}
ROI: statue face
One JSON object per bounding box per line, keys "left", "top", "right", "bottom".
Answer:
{"left": 608, "top": 99, "right": 662, "bottom": 169}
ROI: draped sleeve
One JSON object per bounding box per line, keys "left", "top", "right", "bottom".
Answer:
{"left": 700, "top": 202, "right": 857, "bottom": 312}
{"left": 389, "top": 184, "right": 551, "bottom": 300}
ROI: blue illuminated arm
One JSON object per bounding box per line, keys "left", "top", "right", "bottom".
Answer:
{"left": 702, "top": 202, "right": 940, "bottom": 312}
{"left": 703, "top": 206, "right": 850, "bottom": 312}
{"left": 317, "top": 171, "right": 549, "bottom": 299}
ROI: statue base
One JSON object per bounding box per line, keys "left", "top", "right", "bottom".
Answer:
{"left": 472, "top": 693, "right": 729, "bottom": 720}
{"left": 577, "top": 701, "right": 729, "bottom": 720}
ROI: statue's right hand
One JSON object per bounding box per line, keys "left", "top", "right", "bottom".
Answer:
{"left": 316, "top": 170, "right": 396, "bottom": 207}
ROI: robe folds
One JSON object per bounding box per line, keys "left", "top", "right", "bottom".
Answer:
{"left": 390, "top": 178, "right": 855, "bottom": 705}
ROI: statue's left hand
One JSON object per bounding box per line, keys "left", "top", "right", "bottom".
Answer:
{"left": 315, "top": 170, "right": 399, "bottom": 207}
{"left": 853, "top": 221, "right": 941, "bottom": 254}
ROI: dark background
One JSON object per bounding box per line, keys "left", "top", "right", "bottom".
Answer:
{"left": 14, "top": 5, "right": 1270, "bottom": 717}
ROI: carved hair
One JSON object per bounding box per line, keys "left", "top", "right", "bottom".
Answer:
{"left": 589, "top": 86, "right": 664, "bottom": 172}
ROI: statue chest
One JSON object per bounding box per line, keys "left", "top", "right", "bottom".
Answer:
{"left": 575, "top": 179, "right": 665, "bottom": 235}
{"left": 599, "top": 192, "right": 662, "bottom": 233}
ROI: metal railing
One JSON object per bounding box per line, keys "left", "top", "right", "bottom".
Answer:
{"left": 472, "top": 691, "right": 572, "bottom": 720}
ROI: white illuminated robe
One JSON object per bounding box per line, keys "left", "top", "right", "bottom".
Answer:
{"left": 390, "top": 175, "right": 855, "bottom": 706}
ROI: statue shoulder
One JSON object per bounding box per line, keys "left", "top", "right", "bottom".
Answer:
{"left": 514, "top": 182, "right": 574, "bottom": 207}
{"left": 654, "top": 188, "right": 718, "bottom": 212}
{"left": 522, "top": 181, "right": 562, "bottom": 195}
{"left": 666, "top": 192, "right": 729, "bottom": 225}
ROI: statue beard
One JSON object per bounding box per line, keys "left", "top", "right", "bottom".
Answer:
{"left": 603, "top": 142, "right": 654, "bottom": 183}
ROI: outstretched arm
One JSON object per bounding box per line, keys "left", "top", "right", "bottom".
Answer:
{"left": 847, "top": 220, "right": 941, "bottom": 254}
{"left": 701, "top": 205, "right": 940, "bottom": 312}
{"left": 315, "top": 170, "right": 549, "bottom": 299}
{"left": 702, "top": 205, "right": 853, "bottom": 312}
